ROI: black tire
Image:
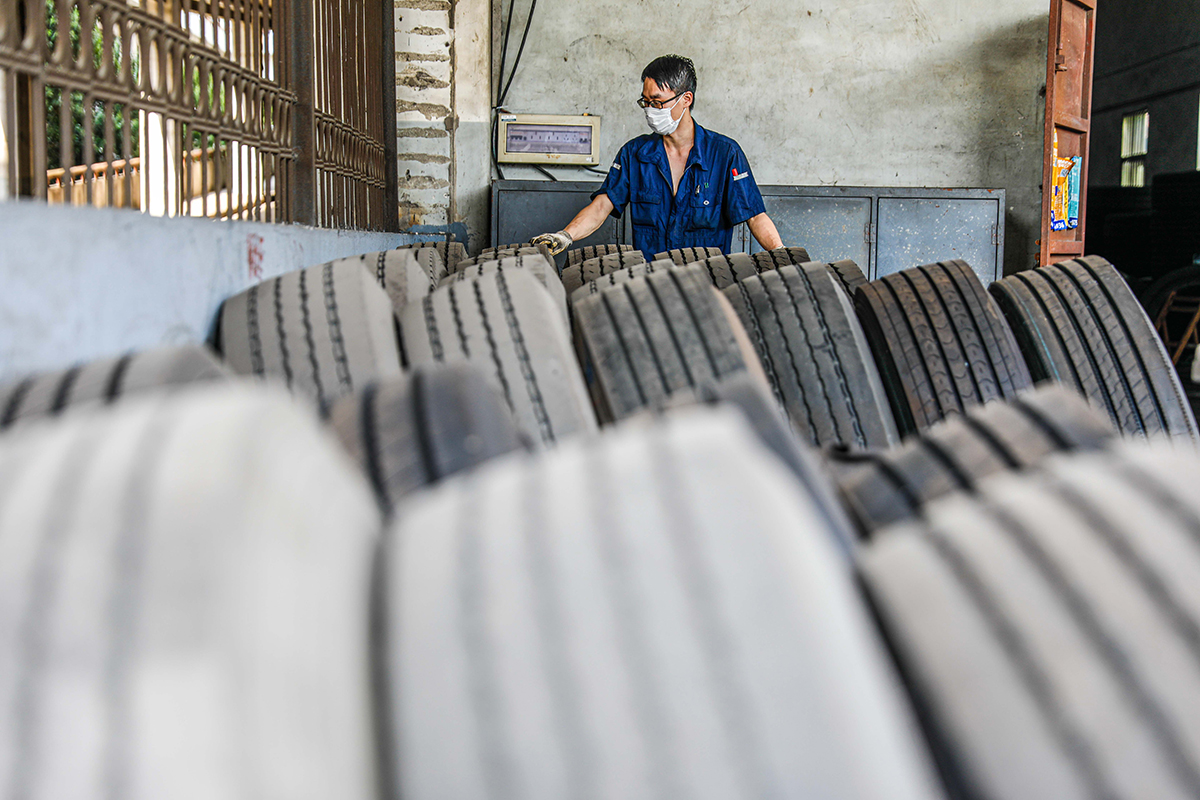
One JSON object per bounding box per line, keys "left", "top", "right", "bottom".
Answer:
{"left": 573, "top": 263, "right": 753, "bottom": 422}
{"left": 399, "top": 240, "right": 466, "bottom": 272}
{"left": 825, "top": 259, "right": 869, "bottom": 297}
{"left": 569, "top": 260, "right": 670, "bottom": 305}
{"left": 217, "top": 260, "right": 403, "bottom": 409}
{"left": 723, "top": 263, "right": 898, "bottom": 449}
{"left": 397, "top": 266, "right": 597, "bottom": 446}
{"left": 653, "top": 246, "right": 724, "bottom": 265}
{"left": 560, "top": 250, "right": 647, "bottom": 294}
{"left": 459, "top": 243, "right": 555, "bottom": 274}
{"left": 991, "top": 256, "right": 1198, "bottom": 441}
{"left": 860, "top": 439, "right": 1200, "bottom": 800}
{"left": 328, "top": 363, "right": 523, "bottom": 513}
{"left": 0, "top": 344, "right": 231, "bottom": 430}
{"left": 0, "top": 384, "right": 380, "bottom": 798}
{"left": 383, "top": 405, "right": 940, "bottom": 800}
{"left": 329, "top": 249, "right": 440, "bottom": 314}
{"left": 751, "top": 246, "right": 813, "bottom": 272}
{"left": 832, "top": 384, "right": 1115, "bottom": 536}
{"left": 856, "top": 259, "right": 1033, "bottom": 435}
{"left": 440, "top": 254, "right": 568, "bottom": 323}
{"left": 565, "top": 242, "right": 635, "bottom": 267}
{"left": 1140, "top": 266, "right": 1200, "bottom": 318}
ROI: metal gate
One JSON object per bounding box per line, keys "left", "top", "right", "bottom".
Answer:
{"left": 0, "top": 0, "right": 397, "bottom": 230}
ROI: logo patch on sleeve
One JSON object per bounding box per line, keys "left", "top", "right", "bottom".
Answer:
{"left": 611, "top": 163, "right": 621, "bottom": 171}
{"left": 732, "top": 168, "right": 749, "bottom": 182}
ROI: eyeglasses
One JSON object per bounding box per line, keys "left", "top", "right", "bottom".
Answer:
{"left": 637, "top": 92, "right": 687, "bottom": 109}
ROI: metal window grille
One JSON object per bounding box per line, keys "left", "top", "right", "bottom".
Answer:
{"left": 0, "top": 0, "right": 397, "bottom": 230}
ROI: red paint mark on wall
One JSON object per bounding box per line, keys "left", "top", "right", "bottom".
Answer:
{"left": 247, "top": 234, "right": 264, "bottom": 280}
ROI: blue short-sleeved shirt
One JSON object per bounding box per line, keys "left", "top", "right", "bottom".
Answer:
{"left": 593, "top": 122, "right": 766, "bottom": 260}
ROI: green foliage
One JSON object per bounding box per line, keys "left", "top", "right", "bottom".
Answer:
{"left": 44, "top": 0, "right": 140, "bottom": 170}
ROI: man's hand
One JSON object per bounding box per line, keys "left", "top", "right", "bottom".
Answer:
{"left": 531, "top": 231, "right": 573, "bottom": 256}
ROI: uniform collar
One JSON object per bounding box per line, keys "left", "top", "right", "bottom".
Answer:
{"left": 635, "top": 121, "right": 710, "bottom": 172}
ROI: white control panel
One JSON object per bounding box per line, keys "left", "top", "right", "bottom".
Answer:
{"left": 498, "top": 114, "right": 601, "bottom": 166}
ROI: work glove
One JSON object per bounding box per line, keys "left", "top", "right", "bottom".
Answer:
{"left": 531, "top": 230, "right": 573, "bottom": 256}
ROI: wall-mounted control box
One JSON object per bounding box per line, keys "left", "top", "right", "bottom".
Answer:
{"left": 497, "top": 114, "right": 601, "bottom": 166}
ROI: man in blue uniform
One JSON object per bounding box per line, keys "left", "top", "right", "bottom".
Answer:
{"left": 532, "top": 55, "right": 783, "bottom": 259}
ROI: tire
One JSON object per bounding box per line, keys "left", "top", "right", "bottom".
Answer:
{"left": 399, "top": 240, "right": 466, "bottom": 272}
{"left": 991, "top": 256, "right": 1198, "bottom": 441}
{"left": 573, "top": 263, "right": 753, "bottom": 422}
{"left": 217, "top": 260, "right": 403, "bottom": 410}
{"left": 328, "top": 363, "right": 523, "bottom": 513}
{"left": 1140, "top": 266, "right": 1200, "bottom": 318}
{"left": 751, "top": 246, "right": 813, "bottom": 272}
{"left": 0, "top": 344, "right": 231, "bottom": 430}
{"left": 0, "top": 384, "right": 379, "bottom": 800}
{"left": 826, "top": 259, "right": 869, "bottom": 297}
{"left": 653, "top": 245, "right": 724, "bottom": 265}
{"left": 439, "top": 254, "right": 568, "bottom": 324}
{"left": 561, "top": 250, "right": 647, "bottom": 295}
{"left": 459, "top": 243, "right": 555, "bottom": 274}
{"left": 383, "top": 406, "right": 941, "bottom": 800}
{"left": 832, "top": 384, "right": 1115, "bottom": 536}
{"left": 569, "top": 260, "right": 670, "bottom": 305}
{"left": 328, "top": 249, "right": 441, "bottom": 314}
{"left": 565, "top": 242, "right": 635, "bottom": 267}
{"left": 397, "top": 266, "right": 597, "bottom": 446}
{"left": 856, "top": 259, "right": 1033, "bottom": 435}
{"left": 860, "top": 438, "right": 1200, "bottom": 800}
{"left": 723, "top": 263, "right": 898, "bottom": 449}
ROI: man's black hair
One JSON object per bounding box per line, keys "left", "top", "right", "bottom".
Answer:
{"left": 641, "top": 55, "right": 697, "bottom": 109}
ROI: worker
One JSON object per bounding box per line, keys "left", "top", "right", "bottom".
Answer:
{"left": 532, "top": 54, "right": 783, "bottom": 260}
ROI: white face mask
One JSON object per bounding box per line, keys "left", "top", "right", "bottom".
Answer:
{"left": 645, "top": 103, "right": 682, "bottom": 136}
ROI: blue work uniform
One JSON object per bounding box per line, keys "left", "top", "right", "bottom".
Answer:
{"left": 593, "top": 122, "right": 766, "bottom": 260}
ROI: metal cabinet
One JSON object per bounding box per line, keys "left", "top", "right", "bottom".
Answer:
{"left": 492, "top": 181, "right": 1005, "bottom": 283}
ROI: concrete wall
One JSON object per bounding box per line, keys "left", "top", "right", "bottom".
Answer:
{"left": 394, "top": 0, "right": 491, "bottom": 255}
{"left": 488, "top": 0, "right": 1049, "bottom": 275}
{"left": 1090, "top": 0, "right": 1200, "bottom": 187}
{"left": 0, "top": 203, "right": 418, "bottom": 380}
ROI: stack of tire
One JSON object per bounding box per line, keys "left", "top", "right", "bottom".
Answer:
{"left": 1, "top": 229, "right": 1199, "bottom": 800}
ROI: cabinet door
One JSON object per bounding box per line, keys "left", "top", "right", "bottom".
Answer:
{"left": 876, "top": 197, "right": 1004, "bottom": 284}
{"left": 493, "top": 183, "right": 621, "bottom": 249}
{"left": 1041, "top": 0, "right": 1097, "bottom": 266}
{"left": 751, "top": 194, "right": 873, "bottom": 267}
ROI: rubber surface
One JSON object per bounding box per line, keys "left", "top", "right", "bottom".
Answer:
{"left": 440, "top": 253, "right": 568, "bottom": 323}
{"left": 0, "top": 345, "right": 231, "bottom": 430}
{"left": 383, "top": 405, "right": 943, "bottom": 800}
{"left": 861, "top": 438, "right": 1200, "bottom": 800}
{"left": 569, "top": 260, "right": 670, "bottom": 305}
{"left": 723, "top": 263, "right": 897, "bottom": 449}
{"left": 573, "top": 263, "right": 753, "bottom": 422}
{"left": 832, "top": 384, "right": 1115, "bottom": 536}
{"left": 217, "top": 260, "right": 404, "bottom": 409}
{"left": 565, "top": 243, "right": 636, "bottom": 267}
{"left": 327, "top": 248, "right": 441, "bottom": 314}
{"left": 856, "top": 259, "right": 1033, "bottom": 435}
{"left": 457, "top": 243, "right": 555, "bottom": 274}
{"left": 653, "top": 246, "right": 724, "bottom": 265}
{"left": 990, "top": 256, "right": 1197, "bottom": 442}
{"left": 400, "top": 240, "right": 466, "bottom": 272}
{"left": 561, "top": 250, "right": 647, "bottom": 295}
{"left": 397, "top": 266, "right": 597, "bottom": 446}
{"left": 0, "top": 384, "right": 379, "bottom": 800}
{"left": 825, "top": 259, "right": 869, "bottom": 297}
{"left": 328, "top": 363, "right": 523, "bottom": 513}
{"left": 751, "top": 246, "right": 813, "bottom": 272}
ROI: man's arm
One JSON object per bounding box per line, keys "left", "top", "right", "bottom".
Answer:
{"left": 532, "top": 195, "right": 616, "bottom": 255}
{"left": 747, "top": 212, "right": 784, "bottom": 251}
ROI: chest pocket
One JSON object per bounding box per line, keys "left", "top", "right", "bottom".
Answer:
{"left": 686, "top": 190, "right": 721, "bottom": 231}
{"left": 630, "top": 194, "right": 661, "bottom": 227}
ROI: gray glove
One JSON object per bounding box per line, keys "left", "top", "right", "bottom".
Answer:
{"left": 531, "top": 231, "right": 573, "bottom": 256}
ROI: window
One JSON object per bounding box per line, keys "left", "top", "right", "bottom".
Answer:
{"left": 1121, "top": 111, "right": 1149, "bottom": 188}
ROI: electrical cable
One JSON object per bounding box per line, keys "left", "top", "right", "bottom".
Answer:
{"left": 498, "top": 0, "right": 538, "bottom": 105}
{"left": 534, "top": 165, "right": 558, "bottom": 182}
